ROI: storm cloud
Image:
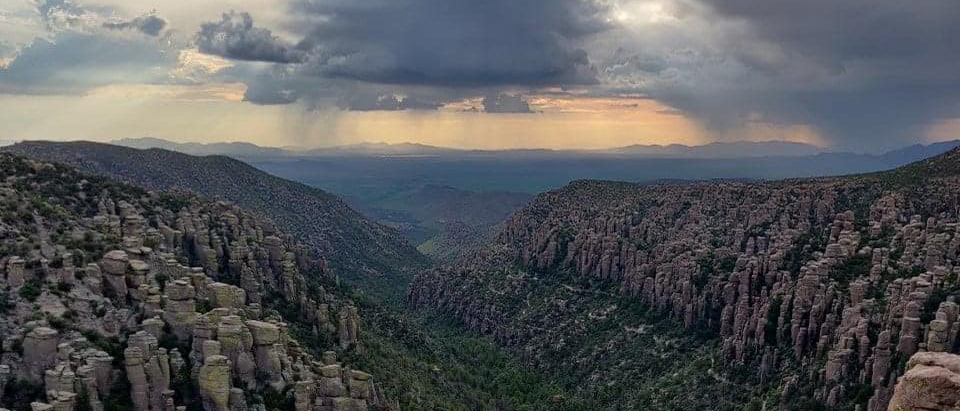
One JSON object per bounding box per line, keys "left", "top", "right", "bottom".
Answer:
{"left": 593, "top": 0, "right": 960, "bottom": 150}
{"left": 287, "top": 0, "right": 607, "bottom": 87}
{"left": 196, "top": 0, "right": 609, "bottom": 90}
{"left": 3, "top": 0, "right": 960, "bottom": 148}
{"left": 483, "top": 93, "right": 533, "bottom": 113}
{"left": 340, "top": 93, "right": 442, "bottom": 111}
{"left": 197, "top": 12, "right": 307, "bottom": 63}
{"left": 103, "top": 13, "right": 167, "bottom": 36}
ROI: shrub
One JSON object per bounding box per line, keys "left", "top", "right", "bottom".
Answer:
{"left": 262, "top": 385, "right": 295, "bottom": 411}
{"left": 102, "top": 372, "right": 135, "bottom": 411}
{"left": 48, "top": 315, "right": 68, "bottom": 330}
{"left": 55, "top": 281, "right": 73, "bottom": 294}
{"left": 155, "top": 274, "right": 169, "bottom": 291}
{"left": 80, "top": 330, "right": 125, "bottom": 366}
{"left": 158, "top": 331, "right": 182, "bottom": 354}
{"left": 63, "top": 309, "right": 78, "bottom": 321}
{"left": 195, "top": 299, "right": 213, "bottom": 313}
{"left": 171, "top": 361, "right": 203, "bottom": 411}
{"left": 11, "top": 338, "right": 23, "bottom": 355}
{"left": 18, "top": 280, "right": 42, "bottom": 301}
{"left": 0, "top": 292, "right": 13, "bottom": 314}
{"left": 1, "top": 378, "right": 45, "bottom": 411}
{"left": 75, "top": 386, "right": 94, "bottom": 411}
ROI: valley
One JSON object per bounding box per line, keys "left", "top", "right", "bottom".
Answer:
{"left": 4, "top": 141, "right": 960, "bottom": 410}
{"left": 3, "top": 0, "right": 958, "bottom": 409}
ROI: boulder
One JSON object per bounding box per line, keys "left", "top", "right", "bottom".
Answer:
{"left": 208, "top": 283, "right": 246, "bottom": 309}
{"left": 887, "top": 352, "right": 960, "bottom": 411}
{"left": 245, "top": 321, "right": 279, "bottom": 346}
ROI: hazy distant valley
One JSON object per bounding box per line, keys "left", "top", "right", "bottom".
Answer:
{"left": 110, "top": 138, "right": 960, "bottom": 260}
{"left": 114, "top": 137, "right": 960, "bottom": 194}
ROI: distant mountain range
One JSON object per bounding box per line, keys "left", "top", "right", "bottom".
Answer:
{"left": 111, "top": 137, "right": 830, "bottom": 158}
{"left": 111, "top": 137, "right": 960, "bottom": 161}
{"left": 108, "top": 136, "right": 960, "bottom": 199}
{"left": 113, "top": 137, "right": 287, "bottom": 156}
{"left": 597, "top": 140, "right": 823, "bottom": 158}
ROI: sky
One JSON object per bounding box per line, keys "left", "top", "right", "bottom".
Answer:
{"left": 0, "top": 0, "right": 958, "bottom": 151}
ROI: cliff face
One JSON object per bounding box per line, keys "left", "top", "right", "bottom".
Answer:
{"left": 410, "top": 148, "right": 960, "bottom": 410}
{"left": 0, "top": 153, "right": 387, "bottom": 411}
{"left": 4, "top": 141, "right": 429, "bottom": 292}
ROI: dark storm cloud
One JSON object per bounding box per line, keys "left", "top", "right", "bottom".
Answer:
{"left": 700, "top": 0, "right": 960, "bottom": 72}
{"left": 103, "top": 14, "right": 167, "bottom": 36}
{"left": 197, "top": 0, "right": 609, "bottom": 96}
{"left": 598, "top": 0, "right": 960, "bottom": 150}
{"left": 187, "top": 0, "right": 960, "bottom": 144}
{"left": 197, "top": 12, "right": 308, "bottom": 63}
{"left": 340, "top": 93, "right": 442, "bottom": 111}
{"left": 289, "top": 0, "right": 607, "bottom": 87}
{"left": 219, "top": 62, "right": 451, "bottom": 109}
{"left": 242, "top": 79, "right": 300, "bottom": 105}
{"left": 196, "top": 0, "right": 609, "bottom": 111}
{"left": 482, "top": 93, "right": 532, "bottom": 113}
{"left": 214, "top": 63, "right": 306, "bottom": 104}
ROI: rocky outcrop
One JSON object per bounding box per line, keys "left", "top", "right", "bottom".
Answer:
{"left": 163, "top": 280, "right": 198, "bottom": 341}
{"left": 338, "top": 307, "right": 360, "bottom": 350}
{"left": 23, "top": 328, "right": 59, "bottom": 383}
{"left": 888, "top": 352, "right": 960, "bottom": 411}
{"left": 0, "top": 153, "right": 388, "bottom": 411}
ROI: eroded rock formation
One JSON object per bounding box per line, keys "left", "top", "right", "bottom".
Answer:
{"left": 0, "top": 154, "right": 387, "bottom": 411}
{"left": 411, "top": 149, "right": 960, "bottom": 410}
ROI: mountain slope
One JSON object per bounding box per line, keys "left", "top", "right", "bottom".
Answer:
{"left": 5, "top": 141, "right": 429, "bottom": 295}
{"left": 0, "top": 144, "right": 599, "bottom": 411}
{"left": 411, "top": 147, "right": 960, "bottom": 410}
{"left": 0, "top": 152, "right": 386, "bottom": 411}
